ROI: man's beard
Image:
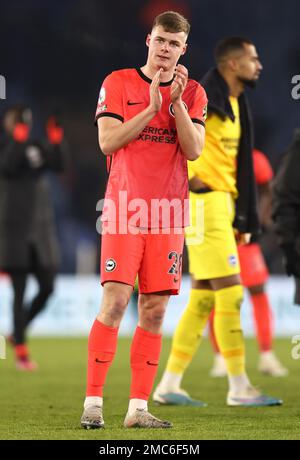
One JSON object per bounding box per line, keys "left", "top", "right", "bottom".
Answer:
{"left": 238, "top": 76, "right": 257, "bottom": 89}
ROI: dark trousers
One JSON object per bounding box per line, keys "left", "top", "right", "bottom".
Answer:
{"left": 9, "top": 246, "right": 55, "bottom": 345}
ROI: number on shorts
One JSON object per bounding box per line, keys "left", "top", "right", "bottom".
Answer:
{"left": 168, "top": 252, "right": 183, "bottom": 275}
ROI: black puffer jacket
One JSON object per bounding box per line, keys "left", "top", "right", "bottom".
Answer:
{"left": 273, "top": 129, "right": 300, "bottom": 248}
{"left": 273, "top": 128, "right": 300, "bottom": 304}
{"left": 0, "top": 135, "right": 66, "bottom": 271}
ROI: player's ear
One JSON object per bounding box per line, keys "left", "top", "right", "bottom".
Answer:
{"left": 181, "top": 44, "right": 188, "bottom": 56}
{"left": 146, "top": 34, "right": 151, "bottom": 48}
{"left": 228, "top": 58, "right": 238, "bottom": 72}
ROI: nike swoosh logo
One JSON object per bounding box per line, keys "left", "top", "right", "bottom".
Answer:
{"left": 146, "top": 361, "right": 158, "bottom": 366}
{"left": 174, "top": 278, "right": 179, "bottom": 283}
{"left": 127, "top": 101, "right": 143, "bottom": 105}
{"left": 95, "top": 358, "right": 110, "bottom": 363}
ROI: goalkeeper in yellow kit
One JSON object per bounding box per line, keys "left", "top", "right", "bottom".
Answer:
{"left": 154, "top": 37, "right": 282, "bottom": 407}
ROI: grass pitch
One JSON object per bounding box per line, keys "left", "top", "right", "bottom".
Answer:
{"left": 0, "top": 337, "right": 299, "bottom": 440}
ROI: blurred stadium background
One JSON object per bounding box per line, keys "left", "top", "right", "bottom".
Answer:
{"left": 1, "top": 0, "right": 300, "bottom": 337}
{"left": 1, "top": 0, "right": 300, "bottom": 442}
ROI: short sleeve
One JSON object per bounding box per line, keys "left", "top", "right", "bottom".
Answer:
{"left": 188, "top": 83, "right": 208, "bottom": 128}
{"left": 253, "top": 149, "right": 273, "bottom": 185}
{"left": 94, "top": 71, "right": 124, "bottom": 125}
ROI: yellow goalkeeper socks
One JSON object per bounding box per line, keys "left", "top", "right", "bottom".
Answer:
{"left": 165, "top": 289, "right": 215, "bottom": 376}
{"left": 214, "top": 285, "right": 245, "bottom": 376}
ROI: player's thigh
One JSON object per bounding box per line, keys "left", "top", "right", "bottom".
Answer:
{"left": 191, "top": 277, "right": 212, "bottom": 290}
{"left": 210, "top": 273, "right": 241, "bottom": 290}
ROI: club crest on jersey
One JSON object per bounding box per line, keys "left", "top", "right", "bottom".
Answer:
{"left": 228, "top": 255, "right": 237, "bottom": 267}
{"left": 97, "top": 87, "right": 107, "bottom": 114}
{"left": 99, "top": 87, "right": 106, "bottom": 105}
{"left": 169, "top": 102, "right": 188, "bottom": 117}
{"left": 97, "top": 104, "right": 107, "bottom": 114}
{"left": 105, "top": 258, "right": 117, "bottom": 272}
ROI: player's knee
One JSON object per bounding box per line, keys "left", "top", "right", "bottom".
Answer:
{"left": 215, "top": 284, "right": 244, "bottom": 314}
{"left": 152, "top": 306, "right": 166, "bottom": 325}
{"left": 102, "top": 286, "right": 130, "bottom": 321}
{"left": 109, "top": 296, "right": 129, "bottom": 320}
{"left": 140, "top": 300, "right": 166, "bottom": 327}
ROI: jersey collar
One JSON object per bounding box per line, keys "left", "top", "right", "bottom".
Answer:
{"left": 136, "top": 68, "right": 174, "bottom": 86}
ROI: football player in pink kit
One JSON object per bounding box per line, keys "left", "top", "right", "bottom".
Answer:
{"left": 80, "top": 11, "right": 207, "bottom": 429}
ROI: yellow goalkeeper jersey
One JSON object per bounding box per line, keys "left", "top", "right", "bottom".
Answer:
{"left": 188, "top": 96, "right": 241, "bottom": 198}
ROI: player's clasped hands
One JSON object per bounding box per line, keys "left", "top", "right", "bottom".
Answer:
{"left": 149, "top": 68, "right": 163, "bottom": 113}
{"left": 149, "top": 65, "right": 189, "bottom": 112}
{"left": 171, "top": 64, "right": 188, "bottom": 103}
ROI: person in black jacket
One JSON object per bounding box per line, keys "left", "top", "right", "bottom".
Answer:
{"left": 0, "top": 104, "right": 66, "bottom": 370}
{"left": 273, "top": 128, "right": 300, "bottom": 305}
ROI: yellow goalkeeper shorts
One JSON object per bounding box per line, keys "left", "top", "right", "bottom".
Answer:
{"left": 185, "top": 190, "right": 240, "bottom": 280}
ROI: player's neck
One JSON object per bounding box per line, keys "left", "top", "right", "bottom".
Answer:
{"left": 140, "top": 64, "right": 174, "bottom": 83}
{"left": 219, "top": 68, "right": 244, "bottom": 98}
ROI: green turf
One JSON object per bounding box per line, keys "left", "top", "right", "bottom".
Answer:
{"left": 0, "top": 337, "right": 299, "bottom": 440}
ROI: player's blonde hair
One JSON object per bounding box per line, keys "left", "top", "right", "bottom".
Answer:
{"left": 152, "top": 11, "right": 190, "bottom": 37}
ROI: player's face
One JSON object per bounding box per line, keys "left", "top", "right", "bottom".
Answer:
{"left": 235, "top": 44, "right": 263, "bottom": 84}
{"left": 146, "top": 26, "right": 187, "bottom": 72}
